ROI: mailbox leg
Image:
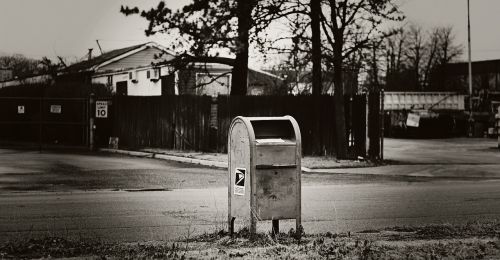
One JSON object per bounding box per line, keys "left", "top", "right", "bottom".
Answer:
{"left": 295, "top": 216, "right": 302, "bottom": 239}
{"left": 250, "top": 217, "right": 257, "bottom": 235}
{"left": 229, "top": 217, "right": 235, "bottom": 237}
{"left": 272, "top": 219, "right": 279, "bottom": 237}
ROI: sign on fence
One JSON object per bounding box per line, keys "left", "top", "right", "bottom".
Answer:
{"left": 50, "top": 105, "right": 62, "bottom": 114}
{"left": 17, "top": 105, "right": 25, "bottom": 114}
{"left": 96, "top": 101, "right": 108, "bottom": 118}
{"left": 407, "top": 113, "right": 420, "bottom": 127}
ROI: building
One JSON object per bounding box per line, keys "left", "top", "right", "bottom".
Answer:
{"left": 0, "top": 67, "right": 13, "bottom": 82}
{"left": 0, "top": 42, "right": 283, "bottom": 96}
{"left": 59, "top": 42, "right": 175, "bottom": 96}
{"left": 440, "top": 59, "right": 500, "bottom": 113}
{"left": 177, "top": 63, "right": 284, "bottom": 96}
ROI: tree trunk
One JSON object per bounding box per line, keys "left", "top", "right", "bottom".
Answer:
{"left": 310, "top": 0, "right": 322, "bottom": 96}
{"left": 333, "top": 36, "right": 348, "bottom": 159}
{"left": 230, "top": 0, "right": 253, "bottom": 96}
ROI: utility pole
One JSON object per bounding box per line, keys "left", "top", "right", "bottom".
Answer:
{"left": 467, "top": 0, "right": 474, "bottom": 137}
{"left": 310, "top": 0, "right": 322, "bottom": 96}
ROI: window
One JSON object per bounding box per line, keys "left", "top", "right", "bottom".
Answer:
{"left": 107, "top": 75, "right": 113, "bottom": 86}
{"left": 128, "top": 71, "right": 137, "bottom": 81}
{"left": 196, "top": 73, "right": 231, "bottom": 97}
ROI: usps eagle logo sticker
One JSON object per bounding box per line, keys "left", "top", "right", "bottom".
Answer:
{"left": 234, "top": 168, "right": 246, "bottom": 196}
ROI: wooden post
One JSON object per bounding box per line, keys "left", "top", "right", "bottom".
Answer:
{"left": 380, "top": 89, "right": 385, "bottom": 160}
{"left": 209, "top": 96, "right": 218, "bottom": 152}
{"left": 467, "top": 0, "right": 474, "bottom": 137}
{"left": 39, "top": 96, "right": 43, "bottom": 153}
{"left": 89, "top": 94, "right": 95, "bottom": 151}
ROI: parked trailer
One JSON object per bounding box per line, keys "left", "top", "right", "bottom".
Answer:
{"left": 383, "top": 92, "right": 466, "bottom": 138}
{"left": 384, "top": 92, "right": 465, "bottom": 111}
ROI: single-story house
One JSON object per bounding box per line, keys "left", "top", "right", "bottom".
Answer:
{"left": 0, "top": 42, "right": 283, "bottom": 96}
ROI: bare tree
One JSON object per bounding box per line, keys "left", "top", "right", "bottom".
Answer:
{"left": 0, "top": 54, "right": 47, "bottom": 79}
{"left": 405, "top": 24, "right": 425, "bottom": 90}
{"left": 422, "top": 27, "right": 440, "bottom": 90}
{"left": 383, "top": 24, "right": 463, "bottom": 91}
{"left": 384, "top": 28, "right": 406, "bottom": 90}
{"left": 435, "top": 26, "right": 463, "bottom": 66}
{"left": 310, "top": 0, "right": 322, "bottom": 96}
{"left": 320, "top": 0, "right": 403, "bottom": 159}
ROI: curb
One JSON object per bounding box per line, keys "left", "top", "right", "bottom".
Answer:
{"left": 100, "top": 148, "right": 314, "bottom": 172}
{"left": 100, "top": 148, "right": 228, "bottom": 169}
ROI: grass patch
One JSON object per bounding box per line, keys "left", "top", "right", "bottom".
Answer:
{"left": 1, "top": 222, "right": 500, "bottom": 259}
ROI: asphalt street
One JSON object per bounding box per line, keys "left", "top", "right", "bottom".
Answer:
{"left": 1, "top": 138, "right": 500, "bottom": 242}
{"left": 1, "top": 181, "right": 500, "bottom": 242}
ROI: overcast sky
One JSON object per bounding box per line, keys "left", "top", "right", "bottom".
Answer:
{"left": 1, "top": 0, "right": 499, "bottom": 68}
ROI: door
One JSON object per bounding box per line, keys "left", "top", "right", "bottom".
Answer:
{"left": 161, "top": 74, "right": 175, "bottom": 96}
{"left": 116, "top": 81, "right": 128, "bottom": 96}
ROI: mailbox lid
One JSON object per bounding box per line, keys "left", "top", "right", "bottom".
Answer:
{"left": 249, "top": 118, "right": 297, "bottom": 141}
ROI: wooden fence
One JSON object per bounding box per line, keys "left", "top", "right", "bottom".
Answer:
{"left": 215, "top": 95, "right": 367, "bottom": 156}
{"left": 111, "top": 95, "right": 212, "bottom": 150}
{"left": 110, "top": 94, "right": 376, "bottom": 157}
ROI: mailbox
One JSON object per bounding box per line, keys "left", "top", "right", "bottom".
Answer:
{"left": 228, "top": 116, "right": 301, "bottom": 234}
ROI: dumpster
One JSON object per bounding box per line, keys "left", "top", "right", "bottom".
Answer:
{"left": 228, "top": 116, "right": 302, "bottom": 235}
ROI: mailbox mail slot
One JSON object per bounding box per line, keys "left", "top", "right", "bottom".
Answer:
{"left": 228, "top": 116, "right": 301, "bottom": 234}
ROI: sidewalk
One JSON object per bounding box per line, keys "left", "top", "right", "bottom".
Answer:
{"left": 100, "top": 147, "right": 376, "bottom": 173}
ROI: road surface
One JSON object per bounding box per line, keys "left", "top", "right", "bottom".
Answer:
{"left": 1, "top": 138, "right": 500, "bottom": 242}
{"left": 1, "top": 180, "right": 500, "bottom": 242}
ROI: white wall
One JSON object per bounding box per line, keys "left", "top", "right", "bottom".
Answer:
{"left": 92, "top": 67, "right": 165, "bottom": 96}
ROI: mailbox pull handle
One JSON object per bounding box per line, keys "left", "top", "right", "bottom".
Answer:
{"left": 255, "top": 164, "right": 297, "bottom": 169}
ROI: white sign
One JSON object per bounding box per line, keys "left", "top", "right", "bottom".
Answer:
{"left": 96, "top": 101, "right": 108, "bottom": 118}
{"left": 406, "top": 113, "right": 420, "bottom": 128}
{"left": 17, "top": 106, "right": 25, "bottom": 114}
{"left": 50, "top": 105, "right": 61, "bottom": 114}
{"left": 234, "top": 168, "right": 246, "bottom": 196}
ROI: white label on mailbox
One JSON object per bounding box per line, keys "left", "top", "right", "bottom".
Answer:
{"left": 234, "top": 168, "right": 246, "bottom": 196}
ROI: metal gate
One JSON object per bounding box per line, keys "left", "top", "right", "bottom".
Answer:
{"left": 0, "top": 97, "right": 89, "bottom": 147}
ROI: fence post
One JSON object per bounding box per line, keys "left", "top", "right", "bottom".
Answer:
{"left": 39, "top": 96, "right": 43, "bottom": 153}
{"left": 368, "top": 91, "right": 381, "bottom": 160}
{"left": 209, "top": 96, "right": 218, "bottom": 152}
{"left": 89, "top": 94, "right": 95, "bottom": 151}
{"left": 380, "top": 89, "right": 385, "bottom": 160}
